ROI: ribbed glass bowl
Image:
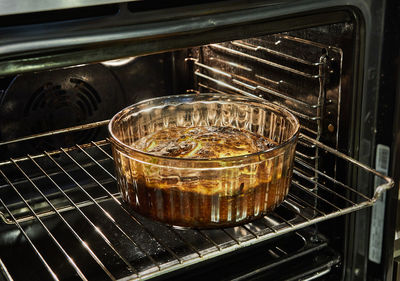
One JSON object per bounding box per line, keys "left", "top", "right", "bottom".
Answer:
{"left": 108, "top": 93, "right": 299, "bottom": 228}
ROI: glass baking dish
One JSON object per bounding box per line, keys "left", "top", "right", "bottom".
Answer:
{"left": 108, "top": 93, "right": 299, "bottom": 228}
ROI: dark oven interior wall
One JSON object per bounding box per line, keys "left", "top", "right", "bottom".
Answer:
{"left": 0, "top": 52, "right": 185, "bottom": 161}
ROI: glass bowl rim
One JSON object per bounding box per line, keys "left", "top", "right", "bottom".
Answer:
{"left": 108, "top": 93, "right": 300, "bottom": 162}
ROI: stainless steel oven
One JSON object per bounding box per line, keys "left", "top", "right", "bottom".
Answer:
{"left": 0, "top": 0, "right": 399, "bottom": 280}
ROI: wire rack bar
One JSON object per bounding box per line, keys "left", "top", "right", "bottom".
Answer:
{"left": 287, "top": 193, "right": 326, "bottom": 216}
{"left": 1, "top": 193, "right": 115, "bottom": 224}
{"left": 241, "top": 224, "right": 259, "bottom": 238}
{"left": 194, "top": 60, "right": 320, "bottom": 109}
{"left": 0, "top": 258, "right": 13, "bottom": 281}
{"left": 0, "top": 198, "right": 60, "bottom": 281}
{"left": 196, "top": 230, "right": 222, "bottom": 250}
{"left": 279, "top": 35, "right": 343, "bottom": 53}
{"left": 230, "top": 40, "right": 323, "bottom": 66}
{"left": 281, "top": 201, "right": 311, "bottom": 222}
{"left": 295, "top": 151, "right": 319, "bottom": 161}
{"left": 198, "top": 82, "right": 236, "bottom": 96}
{"left": 195, "top": 71, "right": 260, "bottom": 100}
{"left": 0, "top": 140, "right": 110, "bottom": 167}
{"left": 40, "top": 152, "right": 161, "bottom": 271}
{"left": 272, "top": 212, "right": 295, "bottom": 228}
{"left": 209, "top": 56, "right": 254, "bottom": 72}
{"left": 75, "top": 144, "right": 116, "bottom": 180}
{"left": 3, "top": 162, "right": 121, "bottom": 280}
{"left": 291, "top": 180, "right": 341, "bottom": 211}
{"left": 168, "top": 227, "right": 202, "bottom": 257}
{"left": 300, "top": 134, "right": 393, "bottom": 200}
{"left": 293, "top": 169, "right": 356, "bottom": 206}
{"left": 195, "top": 71, "right": 320, "bottom": 121}
{"left": 222, "top": 229, "right": 241, "bottom": 245}
{"left": 209, "top": 44, "right": 320, "bottom": 79}
{"left": 54, "top": 149, "right": 184, "bottom": 264}
{"left": 11, "top": 159, "right": 139, "bottom": 277}
{"left": 0, "top": 120, "right": 110, "bottom": 147}
{"left": 294, "top": 156, "right": 370, "bottom": 201}
{"left": 28, "top": 155, "right": 159, "bottom": 272}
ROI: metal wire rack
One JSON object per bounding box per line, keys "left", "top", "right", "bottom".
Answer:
{"left": 192, "top": 35, "right": 343, "bottom": 193}
{"left": 0, "top": 133, "right": 393, "bottom": 281}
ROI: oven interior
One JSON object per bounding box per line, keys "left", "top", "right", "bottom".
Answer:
{"left": 0, "top": 13, "right": 393, "bottom": 281}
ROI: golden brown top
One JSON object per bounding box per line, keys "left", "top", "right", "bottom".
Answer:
{"left": 134, "top": 126, "right": 276, "bottom": 159}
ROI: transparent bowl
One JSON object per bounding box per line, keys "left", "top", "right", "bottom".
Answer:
{"left": 108, "top": 93, "right": 300, "bottom": 228}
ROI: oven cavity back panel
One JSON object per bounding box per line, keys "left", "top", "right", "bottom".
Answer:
{"left": 0, "top": 64, "right": 126, "bottom": 158}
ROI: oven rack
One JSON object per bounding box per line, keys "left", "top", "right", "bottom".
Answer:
{"left": 0, "top": 134, "right": 393, "bottom": 281}
{"left": 0, "top": 132, "right": 393, "bottom": 280}
{"left": 195, "top": 35, "right": 342, "bottom": 124}
{"left": 194, "top": 60, "right": 322, "bottom": 121}
{"left": 193, "top": 35, "right": 343, "bottom": 193}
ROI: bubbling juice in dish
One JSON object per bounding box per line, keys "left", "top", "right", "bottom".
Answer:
{"left": 124, "top": 126, "right": 285, "bottom": 228}
{"left": 134, "top": 126, "right": 276, "bottom": 158}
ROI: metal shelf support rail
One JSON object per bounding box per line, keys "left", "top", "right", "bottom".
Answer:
{"left": 196, "top": 36, "right": 341, "bottom": 195}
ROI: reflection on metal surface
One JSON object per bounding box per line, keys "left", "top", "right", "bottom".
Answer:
{"left": 0, "top": 8, "right": 351, "bottom": 77}
{"left": 209, "top": 43, "right": 321, "bottom": 79}
{"left": 101, "top": 57, "right": 137, "bottom": 67}
{"left": 0, "top": 0, "right": 132, "bottom": 16}
{"left": 0, "top": 258, "right": 14, "bottom": 281}
{"left": 0, "top": 120, "right": 110, "bottom": 147}
{"left": 0, "top": 199, "right": 60, "bottom": 281}
{"left": 394, "top": 257, "right": 400, "bottom": 281}
{"left": 300, "top": 267, "right": 331, "bottom": 281}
